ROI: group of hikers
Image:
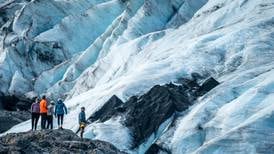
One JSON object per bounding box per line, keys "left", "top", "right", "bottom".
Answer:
{"left": 30, "top": 95, "right": 87, "bottom": 138}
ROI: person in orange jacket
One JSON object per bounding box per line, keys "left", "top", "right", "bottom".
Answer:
{"left": 40, "top": 95, "right": 48, "bottom": 129}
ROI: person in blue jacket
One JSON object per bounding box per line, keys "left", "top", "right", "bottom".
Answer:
{"left": 76, "top": 107, "right": 86, "bottom": 138}
{"left": 54, "top": 99, "right": 67, "bottom": 129}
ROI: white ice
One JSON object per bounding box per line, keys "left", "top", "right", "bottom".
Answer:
{"left": 1, "top": 0, "right": 274, "bottom": 153}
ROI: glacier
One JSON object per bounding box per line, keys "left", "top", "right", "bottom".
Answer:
{"left": 1, "top": 0, "right": 274, "bottom": 153}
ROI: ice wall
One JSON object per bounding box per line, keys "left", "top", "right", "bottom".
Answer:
{"left": 1, "top": 0, "right": 274, "bottom": 153}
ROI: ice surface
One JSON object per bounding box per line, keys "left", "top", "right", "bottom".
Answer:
{"left": 34, "top": 0, "right": 126, "bottom": 55}
{"left": 8, "top": 70, "right": 31, "bottom": 95}
{"left": 1, "top": 0, "right": 274, "bottom": 153}
{"left": 83, "top": 117, "right": 132, "bottom": 151}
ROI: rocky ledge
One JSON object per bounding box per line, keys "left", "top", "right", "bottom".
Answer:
{"left": 0, "top": 110, "right": 30, "bottom": 133}
{"left": 0, "top": 129, "right": 125, "bottom": 154}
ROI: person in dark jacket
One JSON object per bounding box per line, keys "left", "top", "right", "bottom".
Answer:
{"left": 76, "top": 107, "right": 86, "bottom": 138}
{"left": 54, "top": 99, "right": 67, "bottom": 129}
{"left": 47, "top": 101, "right": 55, "bottom": 129}
{"left": 31, "top": 98, "right": 40, "bottom": 130}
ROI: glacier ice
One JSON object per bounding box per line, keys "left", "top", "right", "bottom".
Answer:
{"left": 1, "top": 0, "right": 274, "bottom": 153}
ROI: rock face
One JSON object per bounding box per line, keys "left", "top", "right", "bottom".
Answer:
{"left": 0, "top": 93, "right": 33, "bottom": 133}
{"left": 0, "top": 111, "right": 30, "bottom": 133}
{"left": 89, "top": 95, "right": 124, "bottom": 123}
{"left": 88, "top": 77, "right": 219, "bottom": 149}
{"left": 197, "top": 77, "right": 220, "bottom": 96}
{"left": 123, "top": 84, "right": 191, "bottom": 148}
{"left": 0, "top": 93, "right": 33, "bottom": 111}
{"left": 88, "top": 83, "right": 192, "bottom": 148}
{"left": 0, "top": 129, "right": 125, "bottom": 154}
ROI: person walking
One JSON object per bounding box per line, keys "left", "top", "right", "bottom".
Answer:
{"left": 31, "top": 98, "right": 40, "bottom": 130}
{"left": 40, "top": 95, "right": 48, "bottom": 129}
{"left": 55, "top": 99, "right": 67, "bottom": 129}
{"left": 76, "top": 107, "right": 86, "bottom": 138}
{"left": 47, "top": 101, "right": 55, "bottom": 129}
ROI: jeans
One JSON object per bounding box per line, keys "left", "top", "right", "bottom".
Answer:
{"left": 57, "top": 114, "right": 64, "bottom": 127}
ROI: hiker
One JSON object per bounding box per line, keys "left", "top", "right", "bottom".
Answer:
{"left": 47, "top": 101, "right": 55, "bottom": 129}
{"left": 40, "top": 95, "right": 48, "bottom": 129}
{"left": 76, "top": 107, "right": 86, "bottom": 138}
{"left": 31, "top": 98, "right": 40, "bottom": 130}
{"left": 55, "top": 99, "right": 67, "bottom": 129}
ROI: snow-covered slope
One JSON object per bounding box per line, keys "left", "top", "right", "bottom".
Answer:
{"left": 1, "top": 0, "right": 274, "bottom": 153}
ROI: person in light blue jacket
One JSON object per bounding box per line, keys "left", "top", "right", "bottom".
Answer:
{"left": 54, "top": 99, "right": 67, "bottom": 129}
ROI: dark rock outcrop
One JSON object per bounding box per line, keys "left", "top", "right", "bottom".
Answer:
{"left": 0, "top": 129, "right": 126, "bottom": 154}
{"left": 89, "top": 95, "right": 124, "bottom": 123}
{"left": 145, "top": 143, "right": 171, "bottom": 154}
{"left": 0, "top": 92, "right": 3, "bottom": 110}
{"left": 0, "top": 94, "right": 33, "bottom": 111}
{"left": 123, "top": 84, "right": 191, "bottom": 148}
{"left": 0, "top": 110, "right": 31, "bottom": 133}
{"left": 87, "top": 77, "right": 219, "bottom": 149}
{"left": 177, "top": 76, "right": 220, "bottom": 97}
{"left": 0, "top": 94, "right": 34, "bottom": 133}
{"left": 198, "top": 77, "right": 220, "bottom": 96}
{"left": 88, "top": 83, "right": 193, "bottom": 148}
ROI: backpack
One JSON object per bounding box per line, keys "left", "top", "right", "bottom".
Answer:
{"left": 47, "top": 105, "right": 54, "bottom": 116}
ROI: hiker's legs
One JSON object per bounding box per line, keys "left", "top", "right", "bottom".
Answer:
{"left": 60, "top": 114, "right": 64, "bottom": 126}
{"left": 51, "top": 117, "right": 53, "bottom": 129}
{"left": 48, "top": 116, "right": 53, "bottom": 129}
{"left": 57, "top": 114, "right": 64, "bottom": 128}
{"left": 43, "top": 114, "right": 47, "bottom": 129}
{"left": 51, "top": 116, "right": 53, "bottom": 129}
{"left": 31, "top": 113, "right": 35, "bottom": 130}
{"left": 45, "top": 114, "right": 48, "bottom": 129}
{"left": 42, "top": 114, "right": 45, "bottom": 129}
{"left": 57, "top": 115, "right": 61, "bottom": 126}
{"left": 80, "top": 127, "right": 85, "bottom": 138}
{"left": 34, "top": 113, "right": 39, "bottom": 130}
{"left": 40, "top": 113, "right": 44, "bottom": 129}
{"left": 41, "top": 113, "right": 47, "bottom": 129}
{"left": 46, "top": 116, "right": 49, "bottom": 129}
